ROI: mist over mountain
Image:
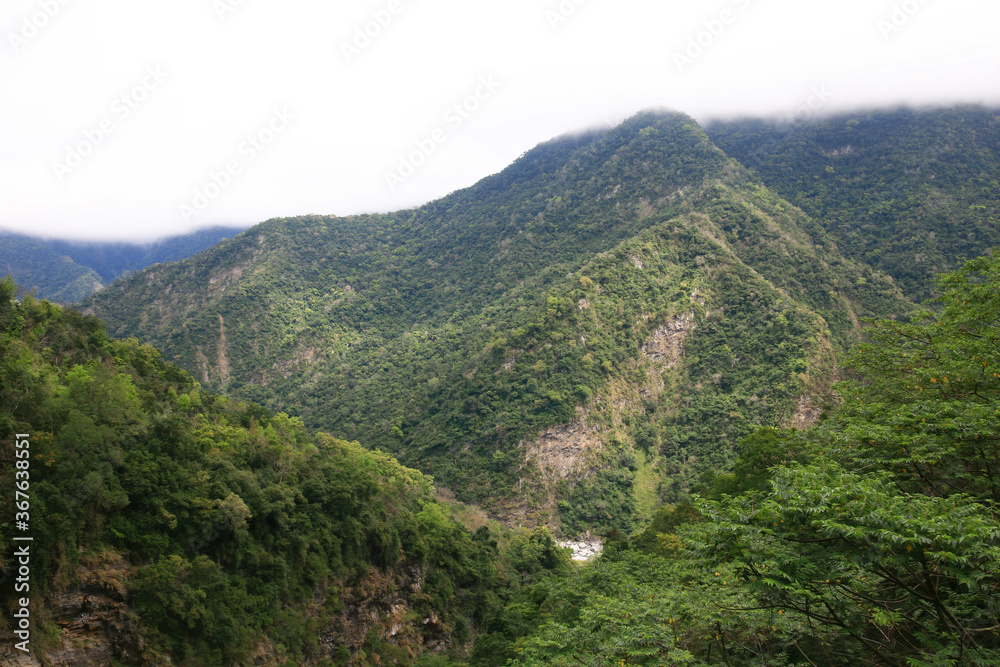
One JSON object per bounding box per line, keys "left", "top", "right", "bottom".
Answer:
{"left": 0, "top": 225, "right": 250, "bottom": 303}
{"left": 706, "top": 105, "right": 1000, "bottom": 301}
{"left": 48, "top": 225, "right": 252, "bottom": 283}
{"left": 0, "top": 233, "right": 104, "bottom": 303}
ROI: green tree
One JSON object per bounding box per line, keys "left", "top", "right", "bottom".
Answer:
{"left": 697, "top": 251, "right": 1000, "bottom": 665}
{"left": 834, "top": 250, "right": 1000, "bottom": 503}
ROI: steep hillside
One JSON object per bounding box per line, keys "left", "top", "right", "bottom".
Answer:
{"left": 85, "top": 111, "right": 910, "bottom": 532}
{"left": 0, "top": 279, "right": 565, "bottom": 666}
{"left": 706, "top": 105, "right": 1000, "bottom": 301}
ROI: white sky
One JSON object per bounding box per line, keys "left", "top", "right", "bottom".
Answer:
{"left": 1, "top": 0, "right": 998, "bottom": 241}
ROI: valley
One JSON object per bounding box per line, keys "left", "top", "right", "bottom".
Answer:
{"left": 1, "top": 105, "right": 998, "bottom": 666}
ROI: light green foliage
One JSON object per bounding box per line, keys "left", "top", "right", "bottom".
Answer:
{"left": 503, "top": 526, "right": 572, "bottom": 580}
{"left": 507, "top": 551, "right": 818, "bottom": 666}
{"left": 630, "top": 500, "right": 701, "bottom": 556}
{"left": 698, "top": 459, "right": 1000, "bottom": 664}
{"left": 494, "top": 253, "right": 1000, "bottom": 666}
{"left": 0, "top": 109, "right": 997, "bottom": 664}
{"left": 834, "top": 250, "right": 1000, "bottom": 502}
{"left": 691, "top": 428, "right": 810, "bottom": 500}
{"left": 695, "top": 252, "right": 1000, "bottom": 665}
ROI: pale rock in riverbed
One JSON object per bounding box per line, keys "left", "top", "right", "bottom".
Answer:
{"left": 558, "top": 534, "right": 603, "bottom": 561}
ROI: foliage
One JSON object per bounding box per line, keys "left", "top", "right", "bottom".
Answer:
{"left": 0, "top": 226, "right": 249, "bottom": 303}
{"left": 694, "top": 252, "right": 1000, "bottom": 665}
{"left": 496, "top": 252, "right": 1000, "bottom": 666}
{"left": 833, "top": 250, "right": 1000, "bottom": 502}
{"left": 49, "top": 224, "right": 251, "bottom": 283}
{"left": 0, "top": 233, "right": 104, "bottom": 303}
{"left": 1, "top": 107, "right": 999, "bottom": 665}
{"left": 0, "top": 280, "right": 509, "bottom": 665}
{"left": 494, "top": 548, "right": 833, "bottom": 666}
{"left": 707, "top": 106, "right": 1000, "bottom": 302}
{"left": 698, "top": 458, "right": 1000, "bottom": 665}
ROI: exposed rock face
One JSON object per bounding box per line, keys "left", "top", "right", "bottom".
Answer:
{"left": 786, "top": 329, "right": 839, "bottom": 431}
{"left": 789, "top": 394, "right": 822, "bottom": 429}
{"left": 558, "top": 535, "right": 604, "bottom": 561}
{"left": 525, "top": 410, "right": 603, "bottom": 482}
{"left": 640, "top": 313, "right": 694, "bottom": 367}
{"left": 216, "top": 314, "right": 231, "bottom": 386}
{"left": 507, "top": 312, "right": 697, "bottom": 529}
{"left": 319, "top": 565, "right": 452, "bottom": 664}
{"left": 502, "top": 408, "right": 605, "bottom": 528}
{"left": 2, "top": 562, "right": 453, "bottom": 666}
{"left": 500, "top": 350, "right": 521, "bottom": 372}
{"left": 45, "top": 589, "right": 142, "bottom": 666}
{"left": 0, "top": 553, "right": 146, "bottom": 667}
{"left": 0, "top": 647, "right": 42, "bottom": 665}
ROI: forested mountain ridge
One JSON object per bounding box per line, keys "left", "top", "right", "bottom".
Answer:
{"left": 706, "top": 105, "right": 1000, "bottom": 301}
{"left": 48, "top": 225, "right": 252, "bottom": 284}
{"left": 84, "top": 110, "right": 912, "bottom": 532}
{"left": 4, "top": 105, "right": 999, "bottom": 666}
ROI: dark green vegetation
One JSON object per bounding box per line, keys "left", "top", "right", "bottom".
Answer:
{"left": 0, "top": 225, "right": 248, "bottom": 303}
{"left": 707, "top": 106, "right": 1000, "bottom": 302}
{"left": 4, "top": 252, "right": 999, "bottom": 665}
{"left": 85, "top": 111, "right": 912, "bottom": 532}
{"left": 0, "top": 278, "right": 572, "bottom": 664}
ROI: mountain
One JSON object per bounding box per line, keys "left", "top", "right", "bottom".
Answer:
{"left": 48, "top": 225, "right": 252, "bottom": 283}
{"left": 706, "top": 105, "right": 1000, "bottom": 301}
{"left": 499, "top": 251, "right": 1000, "bottom": 666}
{"left": 6, "top": 107, "right": 999, "bottom": 666}
{"left": 4, "top": 253, "right": 998, "bottom": 667}
{"left": 0, "top": 233, "right": 105, "bottom": 303}
{"left": 84, "top": 110, "right": 912, "bottom": 533}
{"left": 0, "top": 225, "right": 250, "bottom": 303}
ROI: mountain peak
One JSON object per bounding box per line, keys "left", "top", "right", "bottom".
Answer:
{"left": 84, "top": 109, "right": 911, "bottom": 530}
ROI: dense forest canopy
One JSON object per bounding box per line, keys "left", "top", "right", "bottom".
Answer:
{"left": 475, "top": 250, "right": 1000, "bottom": 667}
{"left": 0, "top": 277, "right": 567, "bottom": 664}
{"left": 707, "top": 106, "right": 1000, "bottom": 301}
